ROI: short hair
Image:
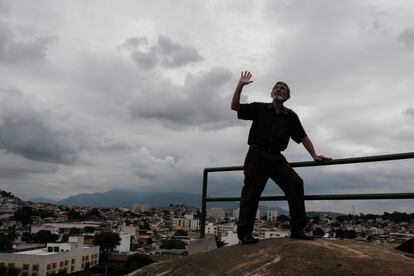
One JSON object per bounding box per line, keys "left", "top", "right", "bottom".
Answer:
{"left": 275, "top": 81, "right": 290, "bottom": 99}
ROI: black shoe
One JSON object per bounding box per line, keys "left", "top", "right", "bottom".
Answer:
{"left": 239, "top": 234, "right": 259, "bottom": 245}
{"left": 291, "top": 230, "right": 314, "bottom": 240}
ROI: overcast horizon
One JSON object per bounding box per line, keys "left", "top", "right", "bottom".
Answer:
{"left": 1, "top": 0, "right": 414, "bottom": 214}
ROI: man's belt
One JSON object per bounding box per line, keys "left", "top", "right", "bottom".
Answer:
{"left": 250, "top": 144, "right": 280, "bottom": 154}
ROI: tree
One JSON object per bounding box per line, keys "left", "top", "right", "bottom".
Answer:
{"left": 13, "top": 206, "right": 33, "bottom": 226}
{"left": 93, "top": 231, "right": 121, "bottom": 252}
{"left": 160, "top": 239, "right": 186, "bottom": 250}
{"left": 311, "top": 216, "right": 320, "bottom": 225}
{"left": 277, "top": 214, "right": 290, "bottom": 222}
{"left": 69, "top": 227, "right": 83, "bottom": 235}
{"left": 345, "top": 230, "right": 357, "bottom": 239}
{"left": 125, "top": 254, "right": 154, "bottom": 270}
{"left": 85, "top": 208, "right": 101, "bottom": 219}
{"left": 68, "top": 209, "right": 83, "bottom": 221}
{"left": 32, "top": 208, "right": 56, "bottom": 218}
{"left": 93, "top": 231, "right": 121, "bottom": 276}
{"left": 84, "top": 226, "right": 97, "bottom": 233}
{"left": 335, "top": 229, "right": 345, "bottom": 239}
{"left": 173, "top": 229, "right": 188, "bottom": 237}
{"left": 312, "top": 227, "right": 325, "bottom": 237}
{"left": 215, "top": 236, "right": 227, "bottom": 248}
{"left": 21, "top": 232, "right": 33, "bottom": 243}
{"left": 0, "top": 232, "right": 17, "bottom": 251}
{"left": 140, "top": 221, "right": 151, "bottom": 230}
{"left": 0, "top": 191, "right": 14, "bottom": 198}
{"left": 280, "top": 223, "right": 290, "bottom": 230}
{"left": 32, "top": 230, "right": 58, "bottom": 243}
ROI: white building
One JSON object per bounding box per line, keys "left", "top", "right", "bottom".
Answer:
{"left": 205, "top": 223, "right": 236, "bottom": 236}
{"left": 370, "top": 227, "right": 384, "bottom": 235}
{"left": 172, "top": 218, "right": 200, "bottom": 231}
{"left": 115, "top": 232, "right": 132, "bottom": 253}
{"left": 207, "top": 208, "right": 225, "bottom": 219}
{"left": 256, "top": 229, "right": 289, "bottom": 239}
{"left": 132, "top": 203, "right": 150, "bottom": 213}
{"left": 205, "top": 223, "right": 215, "bottom": 235}
{"left": 233, "top": 208, "right": 260, "bottom": 220}
{"left": 266, "top": 210, "right": 278, "bottom": 221}
{"left": 0, "top": 236, "right": 99, "bottom": 276}
{"left": 232, "top": 208, "right": 239, "bottom": 219}
{"left": 120, "top": 225, "right": 138, "bottom": 240}
{"left": 31, "top": 223, "right": 101, "bottom": 235}
{"left": 220, "top": 231, "right": 239, "bottom": 246}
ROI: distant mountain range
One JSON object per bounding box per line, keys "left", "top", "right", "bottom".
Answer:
{"left": 30, "top": 189, "right": 289, "bottom": 214}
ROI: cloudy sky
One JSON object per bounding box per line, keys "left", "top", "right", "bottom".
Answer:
{"left": 1, "top": 0, "right": 414, "bottom": 214}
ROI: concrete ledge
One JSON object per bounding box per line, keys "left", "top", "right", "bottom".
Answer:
{"left": 130, "top": 238, "right": 414, "bottom": 275}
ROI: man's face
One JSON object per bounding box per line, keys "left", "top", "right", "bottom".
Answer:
{"left": 271, "top": 83, "right": 289, "bottom": 102}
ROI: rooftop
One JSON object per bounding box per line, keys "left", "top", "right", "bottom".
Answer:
{"left": 132, "top": 238, "right": 414, "bottom": 275}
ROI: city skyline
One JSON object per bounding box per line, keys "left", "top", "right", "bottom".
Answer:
{"left": 1, "top": 0, "right": 414, "bottom": 214}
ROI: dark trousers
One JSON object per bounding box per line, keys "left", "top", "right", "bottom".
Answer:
{"left": 237, "top": 147, "right": 307, "bottom": 238}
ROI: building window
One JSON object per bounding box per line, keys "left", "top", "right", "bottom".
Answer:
{"left": 7, "top": 263, "right": 14, "bottom": 268}
{"left": 47, "top": 264, "right": 51, "bottom": 270}
{"left": 71, "top": 266, "right": 75, "bottom": 272}
{"left": 47, "top": 247, "right": 53, "bottom": 252}
{"left": 60, "top": 261, "right": 64, "bottom": 267}
{"left": 32, "top": 264, "right": 39, "bottom": 271}
{"left": 71, "top": 259, "right": 75, "bottom": 264}
{"left": 85, "top": 255, "right": 89, "bottom": 260}
{"left": 32, "top": 273, "right": 38, "bottom": 276}
{"left": 22, "top": 264, "right": 29, "bottom": 270}
{"left": 52, "top": 263, "right": 56, "bottom": 269}
{"left": 54, "top": 246, "right": 59, "bottom": 252}
{"left": 21, "top": 273, "right": 28, "bottom": 276}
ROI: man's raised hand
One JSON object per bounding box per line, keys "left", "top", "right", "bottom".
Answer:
{"left": 239, "top": 71, "right": 253, "bottom": 86}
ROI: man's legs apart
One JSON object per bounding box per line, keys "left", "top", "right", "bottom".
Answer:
{"left": 237, "top": 150, "right": 268, "bottom": 239}
{"left": 269, "top": 155, "right": 307, "bottom": 232}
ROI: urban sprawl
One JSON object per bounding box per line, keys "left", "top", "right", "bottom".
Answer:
{"left": 0, "top": 190, "right": 413, "bottom": 275}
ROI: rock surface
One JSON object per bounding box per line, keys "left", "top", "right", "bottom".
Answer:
{"left": 130, "top": 238, "right": 414, "bottom": 275}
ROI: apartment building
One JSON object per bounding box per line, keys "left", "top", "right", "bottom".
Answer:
{"left": 0, "top": 236, "right": 99, "bottom": 276}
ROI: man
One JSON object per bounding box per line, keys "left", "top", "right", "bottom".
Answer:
{"left": 231, "top": 71, "right": 331, "bottom": 245}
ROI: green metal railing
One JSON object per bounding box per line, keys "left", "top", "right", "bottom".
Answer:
{"left": 200, "top": 152, "right": 414, "bottom": 238}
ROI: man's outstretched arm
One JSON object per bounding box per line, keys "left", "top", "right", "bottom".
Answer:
{"left": 302, "top": 136, "right": 331, "bottom": 161}
{"left": 231, "top": 71, "right": 253, "bottom": 111}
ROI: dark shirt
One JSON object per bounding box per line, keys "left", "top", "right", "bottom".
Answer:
{"left": 237, "top": 102, "right": 307, "bottom": 151}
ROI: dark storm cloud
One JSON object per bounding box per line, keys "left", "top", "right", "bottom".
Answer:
{"left": 398, "top": 27, "right": 414, "bottom": 49}
{"left": 121, "top": 36, "right": 148, "bottom": 51}
{"left": 0, "top": 153, "right": 58, "bottom": 178}
{"left": 157, "top": 35, "right": 203, "bottom": 68}
{"left": 131, "top": 47, "right": 158, "bottom": 69}
{"left": 128, "top": 66, "right": 236, "bottom": 129}
{"left": 0, "top": 88, "right": 85, "bottom": 165}
{"left": 403, "top": 107, "right": 414, "bottom": 117}
{"left": 0, "top": 23, "right": 54, "bottom": 63}
{"left": 124, "top": 35, "right": 203, "bottom": 69}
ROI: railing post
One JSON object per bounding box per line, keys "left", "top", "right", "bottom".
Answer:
{"left": 200, "top": 169, "right": 208, "bottom": 238}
